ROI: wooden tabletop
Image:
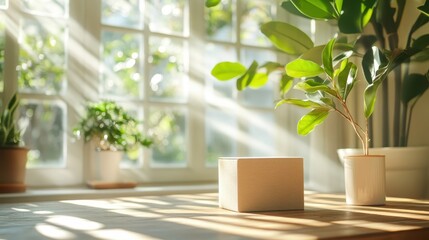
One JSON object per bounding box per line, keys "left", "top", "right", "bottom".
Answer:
{"left": 1, "top": 192, "right": 428, "bottom": 239}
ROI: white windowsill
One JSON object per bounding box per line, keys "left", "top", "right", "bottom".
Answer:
{"left": 0, "top": 182, "right": 218, "bottom": 204}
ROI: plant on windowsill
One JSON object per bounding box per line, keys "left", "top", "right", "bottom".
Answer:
{"left": 73, "top": 100, "right": 152, "bottom": 184}
{"left": 0, "top": 92, "right": 29, "bottom": 193}
{"left": 207, "top": 0, "right": 429, "bottom": 204}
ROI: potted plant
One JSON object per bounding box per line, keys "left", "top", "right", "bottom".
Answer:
{"left": 74, "top": 100, "right": 152, "bottom": 184}
{"left": 208, "top": 0, "right": 429, "bottom": 203}
{"left": 0, "top": 93, "right": 29, "bottom": 193}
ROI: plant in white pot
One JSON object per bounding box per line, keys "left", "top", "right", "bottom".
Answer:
{"left": 208, "top": 0, "right": 429, "bottom": 204}
{"left": 0, "top": 93, "right": 29, "bottom": 193}
{"left": 74, "top": 100, "right": 152, "bottom": 184}
{"left": 280, "top": 0, "right": 429, "bottom": 199}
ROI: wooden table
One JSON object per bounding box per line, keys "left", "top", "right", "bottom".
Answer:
{"left": 1, "top": 192, "right": 429, "bottom": 239}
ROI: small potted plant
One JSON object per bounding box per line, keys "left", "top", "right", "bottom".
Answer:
{"left": 0, "top": 93, "right": 29, "bottom": 193}
{"left": 74, "top": 100, "right": 152, "bottom": 183}
{"left": 208, "top": 0, "right": 429, "bottom": 204}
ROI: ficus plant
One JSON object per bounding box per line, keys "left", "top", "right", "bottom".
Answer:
{"left": 208, "top": 0, "right": 429, "bottom": 154}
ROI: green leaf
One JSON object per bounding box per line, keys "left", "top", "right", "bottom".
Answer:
{"left": 290, "top": 0, "right": 338, "bottom": 19}
{"left": 322, "top": 38, "right": 336, "bottom": 78}
{"left": 297, "top": 108, "right": 330, "bottom": 135}
{"left": 337, "top": 62, "right": 357, "bottom": 100}
{"left": 362, "top": 46, "right": 388, "bottom": 84}
{"left": 413, "top": 34, "right": 429, "bottom": 49}
{"left": 280, "top": 74, "right": 294, "bottom": 95}
{"left": 338, "top": 1, "right": 375, "bottom": 33}
{"left": 294, "top": 79, "right": 337, "bottom": 96}
{"left": 412, "top": 48, "right": 429, "bottom": 62}
{"left": 281, "top": 1, "right": 312, "bottom": 19}
{"left": 364, "top": 82, "right": 381, "bottom": 118}
{"left": 275, "top": 98, "right": 322, "bottom": 109}
{"left": 205, "top": 0, "right": 221, "bottom": 8}
{"left": 260, "top": 21, "right": 314, "bottom": 55}
{"left": 248, "top": 73, "right": 269, "bottom": 89}
{"left": 260, "top": 61, "right": 283, "bottom": 75}
{"left": 211, "top": 62, "right": 246, "bottom": 81}
{"left": 332, "top": 50, "right": 353, "bottom": 66}
{"left": 402, "top": 73, "right": 429, "bottom": 103}
{"left": 320, "top": 97, "right": 335, "bottom": 108}
{"left": 286, "top": 59, "right": 324, "bottom": 78}
{"left": 236, "top": 61, "right": 258, "bottom": 90}
{"left": 300, "top": 45, "right": 325, "bottom": 65}
{"left": 418, "top": 0, "right": 429, "bottom": 17}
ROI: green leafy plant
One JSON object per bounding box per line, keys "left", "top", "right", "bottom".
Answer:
{"left": 0, "top": 93, "right": 22, "bottom": 146}
{"left": 73, "top": 100, "right": 152, "bottom": 152}
{"left": 208, "top": 0, "right": 429, "bottom": 154}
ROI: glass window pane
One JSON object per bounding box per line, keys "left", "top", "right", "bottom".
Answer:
{"left": 240, "top": 48, "right": 277, "bottom": 107}
{"left": 0, "top": 17, "right": 4, "bottom": 92}
{"left": 18, "top": 19, "right": 66, "bottom": 94}
{"left": 205, "top": 0, "right": 235, "bottom": 42}
{"left": 241, "top": 0, "right": 275, "bottom": 46}
{"left": 149, "top": 108, "right": 187, "bottom": 167}
{"left": 148, "top": 0, "right": 187, "bottom": 36}
{"left": 101, "top": 31, "right": 142, "bottom": 98}
{"left": 205, "top": 43, "right": 237, "bottom": 101}
{"left": 245, "top": 111, "right": 276, "bottom": 156}
{"left": 120, "top": 107, "right": 144, "bottom": 167}
{"left": 101, "top": 0, "right": 143, "bottom": 29}
{"left": 0, "top": 0, "right": 8, "bottom": 9}
{"left": 149, "top": 36, "right": 187, "bottom": 101}
{"left": 19, "top": 100, "right": 65, "bottom": 168}
{"left": 205, "top": 107, "right": 237, "bottom": 166}
{"left": 20, "top": 0, "right": 68, "bottom": 17}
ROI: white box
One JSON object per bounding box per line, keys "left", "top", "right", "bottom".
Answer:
{"left": 218, "top": 157, "right": 304, "bottom": 212}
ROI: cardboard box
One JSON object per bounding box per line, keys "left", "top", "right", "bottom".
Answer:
{"left": 218, "top": 157, "right": 304, "bottom": 212}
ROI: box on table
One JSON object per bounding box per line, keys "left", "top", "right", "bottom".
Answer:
{"left": 218, "top": 157, "right": 304, "bottom": 212}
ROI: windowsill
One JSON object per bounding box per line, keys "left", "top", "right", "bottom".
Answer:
{"left": 0, "top": 182, "right": 218, "bottom": 204}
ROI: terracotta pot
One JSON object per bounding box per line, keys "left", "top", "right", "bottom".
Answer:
{"left": 344, "top": 155, "right": 386, "bottom": 205}
{"left": 338, "top": 147, "right": 429, "bottom": 198}
{"left": 0, "top": 147, "right": 29, "bottom": 193}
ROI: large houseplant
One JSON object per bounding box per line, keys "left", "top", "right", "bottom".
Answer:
{"left": 0, "top": 93, "right": 29, "bottom": 193}
{"left": 74, "top": 100, "right": 152, "bottom": 183}
{"left": 208, "top": 0, "right": 429, "bottom": 202}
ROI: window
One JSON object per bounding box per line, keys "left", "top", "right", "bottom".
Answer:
{"left": 0, "top": 0, "right": 331, "bottom": 186}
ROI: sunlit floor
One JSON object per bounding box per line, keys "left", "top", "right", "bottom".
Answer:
{"left": 1, "top": 192, "right": 429, "bottom": 240}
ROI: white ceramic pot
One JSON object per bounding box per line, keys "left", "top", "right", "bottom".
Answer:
{"left": 344, "top": 155, "right": 386, "bottom": 205}
{"left": 91, "top": 150, "right": 123, "bottom": 182}
{"left": 338, "top": 147, "right": 429, "bottom": 198}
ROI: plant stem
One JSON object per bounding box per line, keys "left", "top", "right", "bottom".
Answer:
{"left": 336, "top": 99, "right": 368, "bottom": 155}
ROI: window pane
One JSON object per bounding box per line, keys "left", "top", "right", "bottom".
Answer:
{"left": 121, "top": 107, "right": 144, "bottom": 167}
{"left": 18, "top": 19, "right": 66, "bottom": 94}
{"left": 240, "top": 48, "right": 277, "bottom": 107}
{"left": 241, "top": 0, "right": 275, "bottom": 46}
{"left": 19, "top": 100, "right": 65, "bottom": 168}
{"left": 0, "top": 17, "right": 4, "bottom": 92}
{"left": 101, "top": 31, "right": 142, "bottom": 98}
{"left": 0, "top": 0, "right": 7, "bottom": 9}
{"left": 205, "top": 107, "right": 237, "bottom": 166}
{"left": 245, "top": 111, "right": 276, "bottom": 156}
{"left": 205, "top": 43, "right": 236, "bottom": 101}
{"left": 149, "top": 108, "right": 187, "bottom": 167}
{"left": 148, "top": 0, "right": 187, "bottom": 36}
{"left": 205, "top": 0, "right": 235, "bottom": 42}
{"left": 20, "top": 0, "right": 68, "bottom": 17}
{"left": 101, "top": 0, "right": 143, "bottom": 29}
{"left": 149, "top": 36, "right": 187, "bottom": 101}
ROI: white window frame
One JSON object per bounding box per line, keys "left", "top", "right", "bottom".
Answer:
{"left": 0, "top": 0, "right": 336, "bottom": 187}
